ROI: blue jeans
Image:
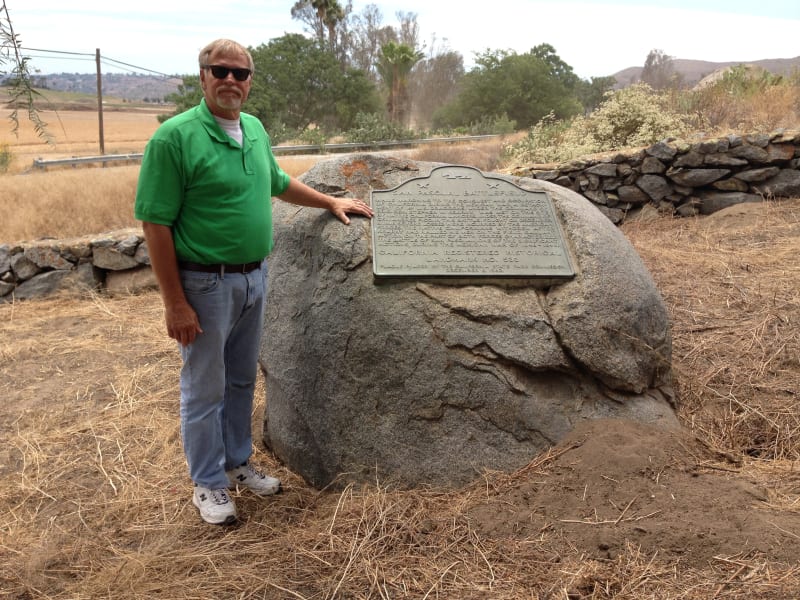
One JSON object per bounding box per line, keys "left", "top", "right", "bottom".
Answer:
{"left": 178, "top": 262, "right": 267, "bottom": 489}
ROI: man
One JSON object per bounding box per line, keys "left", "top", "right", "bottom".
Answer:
{"left": 134, "top": 39, "right": 373, "bottom": 525}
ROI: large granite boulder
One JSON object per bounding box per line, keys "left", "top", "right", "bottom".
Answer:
{"left": 260, "top": 154, "right": 677, "bottom": 489}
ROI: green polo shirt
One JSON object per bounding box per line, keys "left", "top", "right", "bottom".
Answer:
{"left": 134, "top": 99, "right": 291, "bottom": 264}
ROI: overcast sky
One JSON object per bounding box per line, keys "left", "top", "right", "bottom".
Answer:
{"left": 10, "top": 0, "right": 800, "bottom": 80}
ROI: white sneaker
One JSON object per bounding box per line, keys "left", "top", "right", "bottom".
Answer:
{"left": 227, "top": 462, "right": 282, "bottom": 496}
{"left": 193, "top": 485, "right": 237, "bottom": 525}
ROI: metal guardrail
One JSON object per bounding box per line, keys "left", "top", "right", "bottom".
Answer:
{"left": 30, "top": 135, "right": 500, "bottom": 170}
{"left": 32, "top": 153, "right": 144, "bottom": 169}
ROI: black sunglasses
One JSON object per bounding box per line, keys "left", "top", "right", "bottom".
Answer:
{"left": 203, "top": 64, "right": 252, "bottom": 82}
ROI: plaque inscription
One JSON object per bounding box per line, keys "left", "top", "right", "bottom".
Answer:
{"left": 370, "top": 165, "right": 575, "bottom": 278}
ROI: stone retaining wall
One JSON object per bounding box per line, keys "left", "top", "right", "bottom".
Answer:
{"left": 3, "top": 131, "right": 799, "bottom": 302}
{"left": 510, "top": 129, "right": 800, "bottom": 223}
{"left": 0, "top": 228, "right": 156, "bottom": 302}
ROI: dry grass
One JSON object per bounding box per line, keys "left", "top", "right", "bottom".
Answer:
{"left": 0, "top": 106, "right": 164, "bottom": 243}
{"left": 0, "top": 167, "right": 141, "bottom": 243}
{"left": 0, "top": 160, "right": 318, "bottom": 244}
{"left": 0, "top": 108, "right": 340, "bottom": 243}
{"left": 2, "top": 199, "right": 800, "bottom": 598}
{"left": 623, "top": 201, "right": 800, "bottom": 461}
{"left": 410, "top": 133, "right": 525, "bottom": 172}
{"left": 0, "top": 117, "right": 513, "bottom": 243}
{"left": 1, "top": 107, "right": 168, "bottom": 174}
{"left": 681, "top": 84, "right": 800, "bottom": 134}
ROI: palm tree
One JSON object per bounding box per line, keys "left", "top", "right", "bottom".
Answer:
{"left": 376, "top": 41, "right": 424, "bottom": 126}
{"left": 291, "top": 0, "right": 344, "bottom": 53}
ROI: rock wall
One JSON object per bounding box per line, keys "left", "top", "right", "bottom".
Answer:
{"left": 0, "top": 228, "right": 156, "bottom": 302}
{"left": 510, "top": 129, "right": 800, "bottom": 223}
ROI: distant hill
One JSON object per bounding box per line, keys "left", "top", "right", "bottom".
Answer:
{"left": 7, "top": 57, "right": 800, "bottom": 102}
{"left": 612, "top": 56, "right": 800, "bottom": 88}
{"left": 22, "top": 73, "right": 183, "bottom": 102}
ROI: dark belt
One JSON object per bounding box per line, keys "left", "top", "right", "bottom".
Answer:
{"left": 178, "top": 260, "right": 262, "bottom": 275}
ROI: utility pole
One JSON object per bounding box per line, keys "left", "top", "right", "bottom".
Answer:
{"left": 96, "top": 48, "right": 105, "bottom": 155}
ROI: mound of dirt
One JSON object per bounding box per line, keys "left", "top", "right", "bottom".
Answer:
{"left": 467, "top": 418, "right": 800, "bottom": 566}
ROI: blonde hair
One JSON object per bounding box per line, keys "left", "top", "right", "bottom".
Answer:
{"left": 198, "top": 39, "right": 255, "bottom": 72}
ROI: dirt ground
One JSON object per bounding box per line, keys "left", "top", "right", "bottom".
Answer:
{"left": 468, "top": 418, "right": 798, "bottom": 566}
{"left": 1, "top": 199, "right": 799, "bottom": 599}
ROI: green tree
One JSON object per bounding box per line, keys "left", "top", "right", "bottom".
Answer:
{"left": 531, "top": 43, "right": 579, "bottom": 91}
{"left": 435, "top": 48, "right": 582, "bottom": 130}
{"left": 376, "top": 41, "right": 424, "bottom": 125}
{"left": 575, "top": 75, "right": 617, "bottom": 113}
{"left": 160, "top": 35, "right": 380, "bottom": 136}
{"left": 341, "top": 6, "right": 426, "bottom": 86}
{"left": 248, "top": 34, "right": 379, "bottom": 135}
{"left": 158, "top": 75, "right": 202, "bottom": 123}
{"left": 641, "top": 49, "right": 681, "bottom": 90}
{"left": 1, "top": 0, "right": 49, "bottom": 140}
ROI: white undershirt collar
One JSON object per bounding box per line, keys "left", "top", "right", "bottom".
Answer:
{"left": 213, "top": 115, "right": 243, "bottom": 145}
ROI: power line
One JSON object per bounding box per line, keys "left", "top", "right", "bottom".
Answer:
{"left": 24, "top": 53, "right": 94, "bottom": 64}
{"left": 20, "top": 46, "right": 94, "bottom": 57}
{"left": 19, "top": 46, "right": 180, "bottom": 78}
{"left": 100, "top": 55, "right": 176, "bottom": 78}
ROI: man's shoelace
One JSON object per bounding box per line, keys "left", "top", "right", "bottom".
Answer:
{"left": 208, "top": 489, "right": 230, "bottom": 504}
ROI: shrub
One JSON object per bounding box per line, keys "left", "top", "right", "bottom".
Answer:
{"left": 298, "top": 127, "right": 327, "bottom": 151}
{"left": 718, "top": 64, "right": 784, "bottom": 96}
{"left": 507, "top": 84, "right": 690, "bottom": 164}
{"left": 0, "top": 144, "right": 12, "bottom": 173}
{"left": 577, "top": 83, "right": 690, "bottom": 149}
{"left": 504, "top": 112, "right": 590, "bottom": 164}
{"left": 343, "top": 113, "right": 417, "bottom": 144}
{"left": 266, "top": 121, "right": 299, "bottom": 146}
{"left": 465, "top": 113, "right": 517, "bottom": 136}
{"left": 683, "top": 65, "right": 800, "bottom": 132}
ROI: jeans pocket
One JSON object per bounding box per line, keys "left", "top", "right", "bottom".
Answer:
{"left": 180, "top": 271, "right": 220, "bottom": 295}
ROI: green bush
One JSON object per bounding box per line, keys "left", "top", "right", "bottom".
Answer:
{"left": 507, "top": 83, "right": 690, "bottom": 164}
{"left": 265, "top": 121, "right": 300, "bottom": 146}
{"left": 465, "top": 113, "right": 517, "bottom": 136}
{"left": 343, "top": 113, "right": 417, "bottom": 144}
{"left": 0, "top": 144, "right": 12, "bottom": 173}
{"left": 717, "top": 64, "right": 784, "bottom": 97}
{"left": 299, "top": 127, "right": 328, "bottom": 150}
{"left": 504, "top": 112, "right": 586, "bottom": 164}
{"left": 582, "top": 83, "right": 689, "bottom": 148}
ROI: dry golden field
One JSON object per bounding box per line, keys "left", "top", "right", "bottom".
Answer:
{"left": 1, "top": 106, "right": 165, "bottom": 170}
{"left": 0, "top": 106, "right": 325, "bottom": 243}
{"left": 0, "top": 105, "right": 509, "bottom": 244}
{"left": 1, "top": 104, "right": 324, "bottom": 175}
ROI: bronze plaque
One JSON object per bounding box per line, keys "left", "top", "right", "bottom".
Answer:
{"left": 370, "top": 166, "right": 575, "bottom": 278}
